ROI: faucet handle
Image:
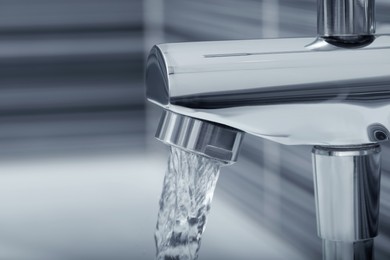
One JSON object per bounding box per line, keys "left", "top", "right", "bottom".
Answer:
{"left": 318, "top": 0, "right": 376, "bottom": 47}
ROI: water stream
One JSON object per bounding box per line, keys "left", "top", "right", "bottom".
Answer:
{"left": 155, "top": 146, "right": 223, "bottom": 260}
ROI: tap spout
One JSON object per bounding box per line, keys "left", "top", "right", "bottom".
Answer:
{"left": 155, "top": 110, "right": 244, "bottom": 164}
{"left": 146, "top": 36, "right": 390, "bottom": 146}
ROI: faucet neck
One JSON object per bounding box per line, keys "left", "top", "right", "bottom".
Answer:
{"left": 318, "top": 0, "right": 376, "bottom": 46}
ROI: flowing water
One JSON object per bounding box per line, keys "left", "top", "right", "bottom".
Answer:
{"left": 155, "top": 146, "right": 223, "bottom": 260}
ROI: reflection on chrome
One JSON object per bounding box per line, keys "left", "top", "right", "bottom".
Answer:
{"left": 313, "top": 144, "right": 381, "bottom": 259}
{"left": 146, "top": 36, "right": 390, "bottom": 146}
{"left": 155, "top": 110, "right": 243, "bottom": 164}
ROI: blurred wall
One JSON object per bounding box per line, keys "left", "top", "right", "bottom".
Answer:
{"left": 0, "top": 0, "right": 145, "bottom": 158}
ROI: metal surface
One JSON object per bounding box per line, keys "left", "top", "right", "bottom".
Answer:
{"left": 155, "top": 110, "right": 244, "bottom": 164}
{"left": 322, "top": 239, "right": 375, "bottom": 260}
{"left": 312, "top": 144, "right": 381, "bottom": 243}
{"left": 318, "top": 0, "right": 375, "bottom": 44}
{"left": 146, "top": 36, "right": 390, "bottom": 145}
{"left": 146, "top": 0, "right": 390, "bottom": 258}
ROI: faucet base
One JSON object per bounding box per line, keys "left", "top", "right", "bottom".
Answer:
{"left": 323, "top": 239, "right": 375, "bottom": 260}
{"left": 312, "top": 144, "right": 381, "bottom": 258}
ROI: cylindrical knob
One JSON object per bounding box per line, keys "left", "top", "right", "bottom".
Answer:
{"left": 318, "top": 0, "right": 375, "bottom": 37}
{"left": 318, "top": 0, "right": 376, "bottom": 47}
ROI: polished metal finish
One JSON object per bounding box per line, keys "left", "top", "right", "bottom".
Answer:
{"left": 323, "top": 239, "right": 375, "bottom": 260}
{"left": 146, "top": 1, "right": 388, "bottom": 259}
{"left": 155, "top": 110, "right": 244, "bottom": 164}
{"left": 145, "top": 2, "right": 388, "bottom": 259}
{"left": 312, "top": 144, "right": 381, "bottom": 242}
{"left": 146, "top": 36, "right": 390, "bottom": 146}
{"left": 318, "top": 0, "right": 375, "bottom": 39}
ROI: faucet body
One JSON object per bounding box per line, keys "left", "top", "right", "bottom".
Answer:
{"left": 147, "top": 36, "right": 390, "bottom": 145}
{"left": 146, "top": 36, "right": 389, "bottom": 258}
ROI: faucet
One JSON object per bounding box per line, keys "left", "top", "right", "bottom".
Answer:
{"left": 146, "top": 0, "right": 389, "bottom": 258}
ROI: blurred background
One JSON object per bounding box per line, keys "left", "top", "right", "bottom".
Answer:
{"left": 0, "top": 0, "right": 389, "bottom": 259}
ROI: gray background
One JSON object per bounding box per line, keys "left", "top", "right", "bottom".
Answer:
{"left": 0, "top": 0, "right": 389, "bottom": 259}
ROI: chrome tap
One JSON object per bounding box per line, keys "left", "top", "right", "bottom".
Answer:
{"left": 146, "top": 0, "right": 388, "bottom": 258}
